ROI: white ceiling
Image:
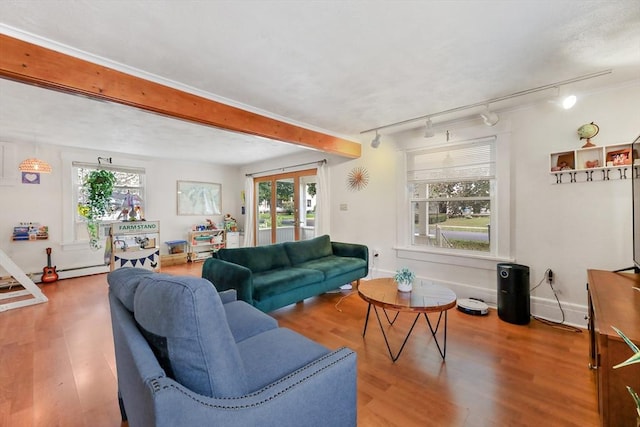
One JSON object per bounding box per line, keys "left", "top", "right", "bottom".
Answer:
{"left": 1, "top": 1, "right": 639, "bottom": 165}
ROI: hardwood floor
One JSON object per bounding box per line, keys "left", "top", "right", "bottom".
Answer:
{"left": 0, "top": 263, "right": 599, "bottom": 427}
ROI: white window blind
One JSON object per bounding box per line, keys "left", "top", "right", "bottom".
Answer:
{"left": 407, "top": 138, "right": 496, "bottom": 183}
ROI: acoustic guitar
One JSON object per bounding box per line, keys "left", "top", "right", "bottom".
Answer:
{"left": 41, "top": 247, "right": 59, "bottom": 283}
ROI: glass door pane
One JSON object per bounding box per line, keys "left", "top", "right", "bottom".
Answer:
{"left": 257, "top": 181, "right": 272, "bottom": 246}
{"left": 300, "top": 176, "right": 316, "bottom": 241}
{"left": 275, "top": 178, "right": 295, "bottom": 243}
{"left": 253, "top": 168, "right": 317, "bottom": 246}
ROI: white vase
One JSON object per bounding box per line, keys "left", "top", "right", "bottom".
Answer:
{"left": 397, "top": 280, "right": 413, "bottom": 292}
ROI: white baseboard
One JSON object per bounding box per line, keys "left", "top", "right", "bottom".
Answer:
{"left": 365, "top": 269, "right": 588, "bottom": 329}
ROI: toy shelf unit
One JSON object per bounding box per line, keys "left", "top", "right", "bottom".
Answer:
{"left": 188, "top": 229, "right": 225, "bottom": 262}
{"left": 110, "top": 221, "right": 161, "bottom": 272}
{"left": 550, "top": 143, "right": 634, "bottom": 184}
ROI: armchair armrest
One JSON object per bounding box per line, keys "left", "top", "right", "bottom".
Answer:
{"left": 332, "top": 241, "right": 369, "bottom": 263}
{"left": 202, "top": 258, "right": 254, "bottom": 304}
{"left": 151, "top": 347, "right": 357, "bottom": 427}
{"left": 218, "top": 289, "right": 237, "bottom": 304}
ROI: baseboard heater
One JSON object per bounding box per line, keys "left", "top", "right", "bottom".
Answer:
{"left": 22, "top": 264, "right": 110, "bottom": 283}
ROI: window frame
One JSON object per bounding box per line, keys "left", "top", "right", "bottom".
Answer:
{"left": 408, "top": 139, "right": 495, "bottom": 255}
{"left": 61, "top": 151, "right": 149, "bottom": 249}
{"left": 396, "top": 132, "right": 512, "bottom": 266}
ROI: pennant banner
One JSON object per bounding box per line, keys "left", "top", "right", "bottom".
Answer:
{"left": 113, "top": 250, "right": 159, "bottom": 270}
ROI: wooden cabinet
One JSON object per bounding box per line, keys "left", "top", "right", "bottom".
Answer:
{"left": 188, "top": 229, "right": 225, "bottom": 262}
{"left": 587, "top": 269, "right": 640, "bottom": 427}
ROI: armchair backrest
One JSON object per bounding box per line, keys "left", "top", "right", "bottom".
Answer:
{"left": 108, "top": 269, "right": 249, "bottom": 398}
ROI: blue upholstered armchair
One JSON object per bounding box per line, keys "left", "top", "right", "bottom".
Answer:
{"left": 107, "top": 268, "right": 357, "bottom": 427}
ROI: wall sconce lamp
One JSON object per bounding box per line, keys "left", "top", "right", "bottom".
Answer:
{"left": 424, "top": 118, "right": 435, "bottom": 138}
{"left": 371, "top": 131, "right": 381, "bottom": 148}
{"left": 480, "top": 106, "right": 499, "bottom": 126}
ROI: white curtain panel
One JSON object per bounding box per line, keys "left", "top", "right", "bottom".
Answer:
{"left": 315, "top": 162, "right": 330, "bottom": 236}
{"left": 243, "top": 176, "right": 255, "bottom": 247}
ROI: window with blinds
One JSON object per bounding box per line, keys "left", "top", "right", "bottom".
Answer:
{"left": 407, "top": 138, "right": 495, "bottom": 253}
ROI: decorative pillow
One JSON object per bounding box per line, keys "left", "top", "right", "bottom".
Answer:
{"left": 133, "top": 273, "right": 248, "bottom": 398}
{"left": 216, "top": 243, "right": 291, "bottom": 273}
{"left": 284, "top": 234, "right": 332, "bottom": 265}
{"left": 107, "top": 267, "right": 154, "bottom": 312}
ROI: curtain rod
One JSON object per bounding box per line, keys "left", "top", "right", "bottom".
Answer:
{"left": 360, "top": 69, "right": 612, "bottom": 134}
{"left": 246, "top": 159, "right": 326, "bottom": 177}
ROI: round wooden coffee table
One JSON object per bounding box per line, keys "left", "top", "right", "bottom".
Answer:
{"left": 358, "top": 277, "right": 457, "bottom": 362}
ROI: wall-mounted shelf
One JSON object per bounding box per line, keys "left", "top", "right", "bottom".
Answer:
{"left": 550, "top": 143, "right": 634, "bottom": 184}
{"left": 12, "top": 223, "right": 49, "bottom": 241}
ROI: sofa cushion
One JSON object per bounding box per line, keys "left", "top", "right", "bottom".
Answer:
{"left": 237, "top": 327, "right": 330, "bottom": 392}
{"left": 252, "top": 267, "right": 324, "bottom": 301}
{"left": 216, "top": 243, "right": 291, "bottom": 273}
{"left": 223, "top": 300, "right": 278, "bottom": 343}
{"left": 133, "top": 273, "right": 248, "bottom": 398}
{"left": 284, "top": 235, "right": 332, "bottom": 266}
{"left": 295, "top": 255, "right": 368, "bottom": 280}
{"left": 107, "top": 267, "right": 154, "bottom": 312}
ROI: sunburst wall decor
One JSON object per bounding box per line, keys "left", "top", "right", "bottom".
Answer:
{"left": 347, "top": 166, "right": 370, "bottom": 191}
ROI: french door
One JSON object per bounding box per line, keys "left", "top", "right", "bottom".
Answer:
{"left": 254, "top": 169, "right": 317, "bottom": 246}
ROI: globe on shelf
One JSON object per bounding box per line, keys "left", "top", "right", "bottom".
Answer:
{"left": 577, "top": 122, "right": 599, "bottom": 148}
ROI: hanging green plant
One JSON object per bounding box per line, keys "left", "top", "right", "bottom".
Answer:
{"left": 78, "top": 169, "right": 116, "bottom": 250}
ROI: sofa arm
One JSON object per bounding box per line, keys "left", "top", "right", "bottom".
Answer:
{"left": 202, "top": 258, "right": 254, "bottom": 304}
{"left": 332, "top": 241, "right": 369, "bottom": 263}
{"left": 151, "top": 347, "right": 357, "bottom": 427}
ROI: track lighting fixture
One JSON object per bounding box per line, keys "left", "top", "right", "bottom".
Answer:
{"left": 371, "top": 132, "right": 381, "bottom": 148}
{"left": 480, "top": 107, "right": 499, "bottom": 126}
{"left": 562, "top": 94, "right": 577, "bottom": 109}
{"left": 424, "top": 118, "right": 435, "bottom": 138}
{"left": 359, "top": 69, "right": 611, "bottom": 137}
{"left": 556, "top": 86, "right": 577, "bottom": 109}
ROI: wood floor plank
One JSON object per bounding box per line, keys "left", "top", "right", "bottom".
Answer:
{"left": 0, "top": 263, "right": 599, "bottom": 427}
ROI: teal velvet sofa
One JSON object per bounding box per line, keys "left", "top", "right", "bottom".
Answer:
{"left": 202, "top": 235, "right": 368, "bottom": 312}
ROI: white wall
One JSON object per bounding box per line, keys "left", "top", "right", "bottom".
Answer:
{"left": 327, "top": 81, "right": 640, "bottom": 326}
{"left": 0, "top": 145, "right": 242, "bottom": 278}
{"left": 2, "top": 81, "right": 637, "bottom": 326}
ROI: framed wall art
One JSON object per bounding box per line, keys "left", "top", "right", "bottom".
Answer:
{"left": 177, "top": 181, "right": 222, "bottom": 216}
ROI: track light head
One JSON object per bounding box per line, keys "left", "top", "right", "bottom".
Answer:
{"left": 562, "top": 94, "right": 577, "bottom": 109}
{"left": 424, "top": 118, "right": 435, "bottom": 138}
{"left": 371, "top": 132, "right": 381, "bottom": 148}
{"left": 480, "top": 107, "right": 499, "bottom": 126}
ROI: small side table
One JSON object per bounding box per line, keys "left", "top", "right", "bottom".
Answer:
{"left": 358, "top": 278, "right": 457, "bottom": 362}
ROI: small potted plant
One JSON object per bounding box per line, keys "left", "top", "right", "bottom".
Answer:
{"left": 394, "top": 267, "right": 415, "bottom": 292}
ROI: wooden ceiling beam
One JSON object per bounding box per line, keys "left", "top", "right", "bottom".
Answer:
{"left": 0, "top": 34, "right": 361, "bottom": 159}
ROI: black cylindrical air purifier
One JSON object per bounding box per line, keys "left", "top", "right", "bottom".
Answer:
{"left": 497, "top": 263, "right": 530, "bottom": 325}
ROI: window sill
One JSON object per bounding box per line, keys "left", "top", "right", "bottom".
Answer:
{"left": 394, "top": 245, "right": 514, "bottom": 270}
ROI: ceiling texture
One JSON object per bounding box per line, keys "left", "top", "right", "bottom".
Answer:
{"left": 0, "top": 1, "right": 639, "bottom": 165}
